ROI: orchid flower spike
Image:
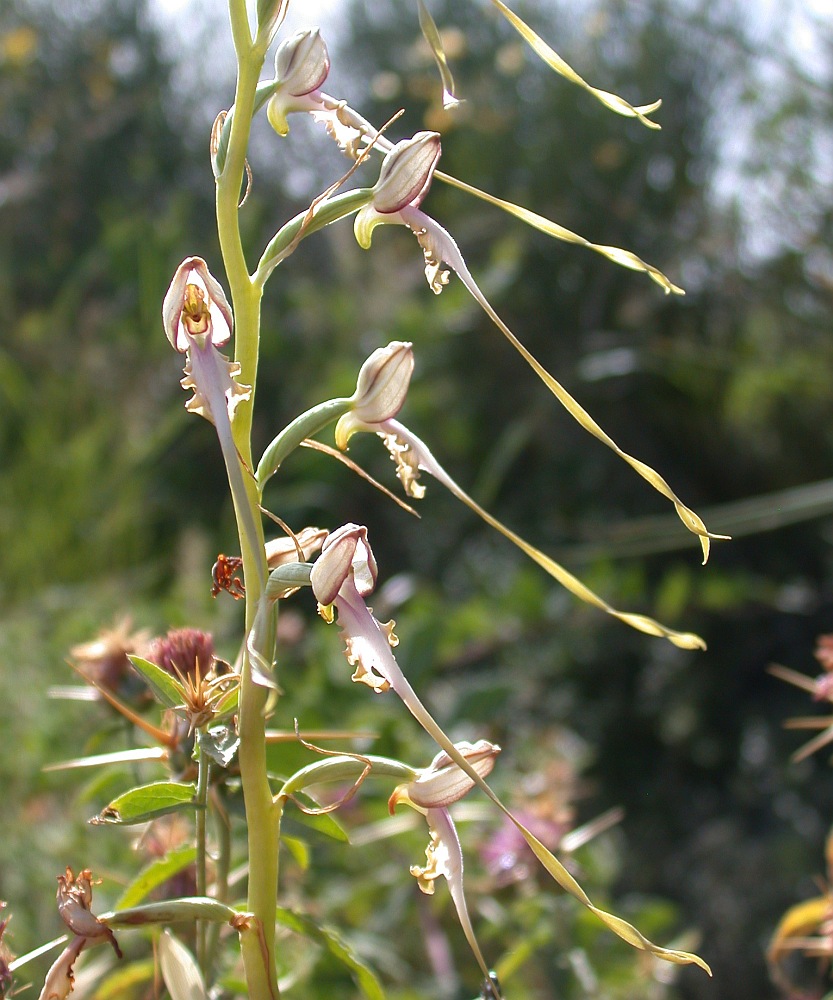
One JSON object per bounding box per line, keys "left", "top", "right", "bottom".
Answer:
{"left": 267, "top": 29, "right": 331, "bottom": 136}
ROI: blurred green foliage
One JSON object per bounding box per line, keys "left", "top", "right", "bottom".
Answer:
{"left": 2, "top": 0, "right": 833, "bottom": 997}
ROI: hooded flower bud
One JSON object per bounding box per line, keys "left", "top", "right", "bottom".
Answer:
{"left": 267, "top": 29, "right": 330, "bottom": 136}
{"left": 389, "top": 740, "right": 500, "bottom": 812}
{"left": 310, "top": 523, "right": 377, "bottom": 606}
{"left": 371, "top": 132, "right": 441, "bottom": 214}
{"left": 162, "top": 257, "right": 233, "bottom": 352}
{"left": 336, "top": 342, "right": 414, "bottom": 450}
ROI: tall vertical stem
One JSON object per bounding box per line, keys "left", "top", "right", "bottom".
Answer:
{"left": 215, "top": 8, "right": 279, "bottom": 999}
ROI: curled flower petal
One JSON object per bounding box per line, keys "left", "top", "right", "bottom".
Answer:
{"left": 38, "top": 936, "right": 86, "bottom": 1000}
{"left": 410, "top": 807, "right": 491, "bottom": 980}
{"left": 336, "top": 342, "right": 414, "bottom": 449}
{"left": 275, "top": 29, "right": 329, "bottom": 97}
{"left": 371, "top": 132, "right": 441, "bottom": 214}
{"left": 310, "top": 523, "right": 377, "bottom": 605}
{"left": 487, "top": 0, "right": 662, "bottom": 128}
{"left": 267, "top": 29, "right": 331, "bottom": 136}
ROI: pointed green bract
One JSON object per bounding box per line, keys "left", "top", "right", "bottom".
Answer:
{"left": 128, "top": 654, "right": 183, "bottom": 708}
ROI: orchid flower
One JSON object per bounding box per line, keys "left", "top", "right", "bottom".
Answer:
{"left": 310, "top": 524, "right": 710, "bottom": 972}
{"left": 162, "top": 257, "right": 263, "bottom": 586}
{"left": 388, "top": 743, "right": 502, "bottom": 986}
{"left": 352, "top": 133, "right": 724, "bottom": 563}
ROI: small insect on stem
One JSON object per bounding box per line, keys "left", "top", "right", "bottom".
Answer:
{"left": 211, "top": 554, "right": 245, "bottom": 599}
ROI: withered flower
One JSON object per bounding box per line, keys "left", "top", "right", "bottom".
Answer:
{"left": 56, "top": 868, "right": 122, "bottom": 959}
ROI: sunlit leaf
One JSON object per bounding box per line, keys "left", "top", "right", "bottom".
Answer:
{"left": 90, "top": 781, "right": 197, "bottom": 825}
{"left": 128, "top": 655, "right": 183, "bottom": 709}
{"left": 44, "top": 747, "right": 168, "bottom": 772}
{"left": 159, "top": 930, "right": 206, "bottom": 1000}
{"left": 91, "top": 958, "right": 156, "bottom": 1000}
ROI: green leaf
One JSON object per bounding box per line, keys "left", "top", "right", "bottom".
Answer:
{"left": 285, "top": 800, "right": 350, "bottom": 844}
{"left": 275, "top": 907, "right": 385, "bottom": 1000}
{"left": 281, "top": 834, "right": 310, "bottom": 871}
{"left": 90, "top": 781, "right": 197, "bottom": 825}
{"left": 92, "top": 959, "right": 156, "bottom": 1000}
{"left": 117, "top": 845, "right": 197, "bottom": 909}
{"left": 128, "top": 655, "right": 183, "bottom": 708}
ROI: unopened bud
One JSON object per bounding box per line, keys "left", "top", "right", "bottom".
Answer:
{"left": 336, "top": 342, "right": 414, "bottom": 449}
{"left": 371, "top": 132, "right": 441, "bottom": 214}
{"left": 389, "top": 740, "right": 500, "bottom": 811}
{"left": 267, "top": 29, "right": 330, "bottom": 137}
{"left": 310, "top": 524, "right": 377, "bottom": 606}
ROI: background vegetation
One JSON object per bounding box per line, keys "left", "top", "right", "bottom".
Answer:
{"left": 1, "top": 0, "right": 832, "bottom": 997}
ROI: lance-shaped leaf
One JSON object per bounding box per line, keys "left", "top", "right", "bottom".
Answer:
{"left": 90, "top": 781, "right": 197, "bottom": 825}
{"left": 274, "top": 907, "right": 385, "bottom": 1000}
{"left": 159, "top": 930, "right": 206, "bottom": 1000}
{"left": 487, "top": 0, "right": 662, "bottom": 128}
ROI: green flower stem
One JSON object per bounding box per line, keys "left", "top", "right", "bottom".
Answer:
{"left": 195, "top": 738, "right": 210, "bottom": 980}
{"left": 216, "top": 11, "right": 280, "bottom": 1000}
{"left": 206, "top": 787, "right": 232, "bottom": 970}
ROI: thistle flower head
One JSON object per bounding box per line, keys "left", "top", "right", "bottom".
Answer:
{"left": 147, "top": 628, "right": 235, "bottom": 733}
{"left": 71, "top": 619, "right": 151, "bottom": 697}
{"left": 148, "top": 628, "right": 215, "bottom": 682}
